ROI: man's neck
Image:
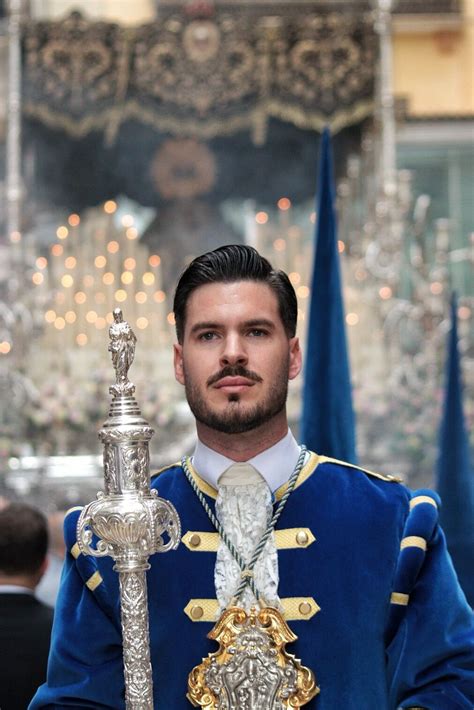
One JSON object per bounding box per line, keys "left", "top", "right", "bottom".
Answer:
{"left": 195, "top": 413, "right": 289, "bottom": 462}
{"left": 0, "top": 574, "right": 37, "bottom": 590}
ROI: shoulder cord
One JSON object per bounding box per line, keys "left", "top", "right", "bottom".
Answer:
{"left": 181, "top": 445, "right": 307, "bottom": 604}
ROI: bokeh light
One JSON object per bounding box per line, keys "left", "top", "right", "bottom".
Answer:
{"left": 379, "top": 286, "right": 392, "bottom": 300}
{"left": 277, "top": 197, "right": 291, "bottom": 210}
{"left": 104, "top": 201, "right": 117, "bottom": 214}
{"left": 143, "top": 272, "right": 155, "bottom": 286}
{"left": 346, "top": 313, "right": 359, "bottom": 326}
{"left": 124, "top": 257, "right": 136, "bottom": 270}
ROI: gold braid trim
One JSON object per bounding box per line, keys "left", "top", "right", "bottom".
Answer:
{"left": 184, "top": 597, "right": 320, "bottom": 622}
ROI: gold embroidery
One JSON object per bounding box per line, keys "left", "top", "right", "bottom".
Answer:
{"left": 281, "top": 597, "right": 320, "bottom": 620}
{"left": 409, "top": 495, "right": 437, "bottom": 510}
{"left": 390, "top": 592, "right": 409, "bottom": 606}
{"left": 184, "top": 599, "right": 219, "bottom": 622}
{"left": 182, "top": 531, "right": 219, "bottom": 551}
{"left": 182, "top": 528, "right": 316, "bottom": 552}
{"left": 70, "top": 542, "right": 81, "bottom": 559}
{"left": 275, "top": 528, "right": 316, "bottom": 549}
{"left": 181, "top": 530, "right": 219, "bottom": 552}
{"left": 400, "top": 536, "right": 427, "bottom": 551}
{"left": 85, "top": 571, "right": 103, "bottom": 591}
{"left": 184, "top": 597, "right": 320, "bottom": 622}
{"left": 23, "top": 8, "right": 376, "bottom": 144}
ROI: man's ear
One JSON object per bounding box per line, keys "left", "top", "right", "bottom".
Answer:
{"left": 173, "top": 343, "right": 185, "bottom": 385}
{"left": 288, "top": 337, "right": 302, "bottom": 381}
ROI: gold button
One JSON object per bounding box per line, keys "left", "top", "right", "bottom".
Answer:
{"left": 299, "top": 601, "right": 312, "bottom": 616}
{"left": 191, "top": 605, "right": 204, "bottom": 620}
{"left": 296, "top": 530, "right": 309, "bottom": 546}
{"left": 189, "top": 533, "right": 201, "bottom": 548}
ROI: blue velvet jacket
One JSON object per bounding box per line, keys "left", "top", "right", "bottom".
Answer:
{"left": 30, "top": 453, "right": 474, "bottom": 709}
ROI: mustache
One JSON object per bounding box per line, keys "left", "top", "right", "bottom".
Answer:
{"left": 207, "top": 365, "right": 263, "bottom": 387}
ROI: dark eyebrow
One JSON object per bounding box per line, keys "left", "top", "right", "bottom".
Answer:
{"left": 189, "top": 318, "right": 276, "bottom": 335}
{"left": 243, "top": 319, "right": 275, "bottom": 330}
{"left": 189, "top": 321, "right": 221, "bottom": 335}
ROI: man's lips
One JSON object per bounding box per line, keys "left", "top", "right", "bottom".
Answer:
{"left": 213, "top": 377, "right": 256, "bottom": 389}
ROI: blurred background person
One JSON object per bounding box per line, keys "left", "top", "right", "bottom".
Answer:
{"left": 36, "top": 509, "right": 67, "bottom": 608}
{"left": 0, "top": 502, "right": 54, "bottom": 710}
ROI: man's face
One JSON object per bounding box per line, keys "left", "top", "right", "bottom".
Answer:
{"left": 173, "top": 280, "right": 301, "bottom": 435}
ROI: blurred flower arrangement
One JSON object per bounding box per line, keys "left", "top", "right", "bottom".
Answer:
{"left": 23, "top": 370, "right": 179, "bottom": 454}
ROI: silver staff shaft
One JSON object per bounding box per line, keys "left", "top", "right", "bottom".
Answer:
{"left": 76, "top": 308, "right": 181, "bottom": 709}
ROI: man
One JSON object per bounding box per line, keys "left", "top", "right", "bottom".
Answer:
{"left": 31, "top": 245, "right": 473, "bottom": 709}
{"left": 36, "top": 509, "right": 67, "bottom": 608}
{"left": 0, "top": 502, "right": 54, "bottom": 710}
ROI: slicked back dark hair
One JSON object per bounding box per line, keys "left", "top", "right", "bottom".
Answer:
{"left": 0, "top": 503, "right": 48, "bottom": 576}
{"left": 173, "top": 244, "right": 297, "bottom": 343}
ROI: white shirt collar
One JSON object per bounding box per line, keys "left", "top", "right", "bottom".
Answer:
{"left": 0, "top": 584, "right": 34, "bottom": 595}
{"left": 192, "top": 429, "right": 301, "bottom": 493}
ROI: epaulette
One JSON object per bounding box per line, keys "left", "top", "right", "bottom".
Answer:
{"left": 63, "top": 506, "right": 84, "bottom": 552}
{"left": 317, "top": 455, "right": 403, "bottom": 483}
{"left": 385, "top": 489, "right": 440, "bottom": 643}
{"left": 63, "top": 506, "right": 117, "bottom": 622}
{"left": 150, "top": 461, "right": 180, "bottom": 481}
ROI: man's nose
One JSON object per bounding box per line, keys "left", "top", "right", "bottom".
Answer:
{"left": 220, "top": 334, "right": 248, "bottom": 365}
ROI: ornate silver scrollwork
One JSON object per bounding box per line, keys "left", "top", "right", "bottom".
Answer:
{"left": 188, "top": 607, "right": 318, "bottom": 709}
{"left": 76, "top": 308, "right": 181, "bottom": 709}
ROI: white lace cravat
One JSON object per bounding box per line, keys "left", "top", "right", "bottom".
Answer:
{"left": 214, "top": 462, "right": 280, "bottom": 614}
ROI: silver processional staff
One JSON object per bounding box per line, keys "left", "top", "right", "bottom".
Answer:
{"left": 77, "top": 308, "right": 181, "bottom": 709}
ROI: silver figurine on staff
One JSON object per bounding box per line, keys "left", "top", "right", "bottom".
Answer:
{"left": 77, "top": 308, "right": 181, "bottom": 709}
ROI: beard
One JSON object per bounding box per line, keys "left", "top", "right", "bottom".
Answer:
{"left": 183, "top": 361, "right": 289, "bottom": 435}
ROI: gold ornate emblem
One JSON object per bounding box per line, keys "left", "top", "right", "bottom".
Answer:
{"left": 187, "top": 606, "right": 319, "bottom": 709}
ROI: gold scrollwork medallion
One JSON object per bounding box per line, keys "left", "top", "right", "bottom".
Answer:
{"left": 187, "top": 606, "right": 319, "bottom": 709}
